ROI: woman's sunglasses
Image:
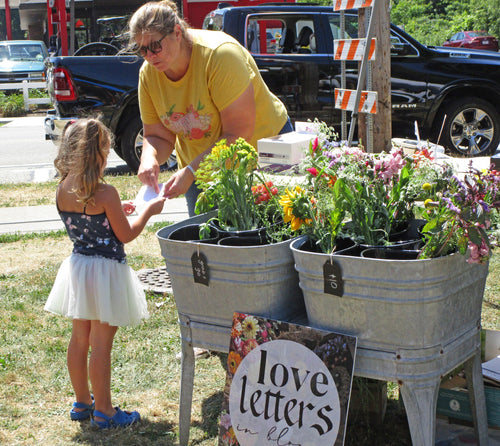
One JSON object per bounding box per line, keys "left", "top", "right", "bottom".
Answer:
{"left": 136, "top": 34, "right": 168, "bottom": 57}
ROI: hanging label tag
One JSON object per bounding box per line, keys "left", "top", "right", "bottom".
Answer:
{"left": 323, "top": 260, "right": 343, "bottom": 296}
{"left": 191, "top": 251, "right": 209, "bottom": 286}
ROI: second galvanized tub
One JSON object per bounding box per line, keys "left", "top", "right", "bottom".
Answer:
{"left": 290, "top": 236, "right": 488, "bottom": 352}
{"left": 157, "top": 214, "right": 305, "bottom": 352}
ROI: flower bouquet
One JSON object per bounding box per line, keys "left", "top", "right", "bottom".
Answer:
{"left": 194, "top": 138, "right": 285, "bottom": 241}
{"left": 279, "top": 123, "right": 500, "bottom": 263}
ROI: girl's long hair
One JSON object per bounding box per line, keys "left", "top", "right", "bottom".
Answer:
{"left": 54, "top": 118, "right": 113, "bottom": 206}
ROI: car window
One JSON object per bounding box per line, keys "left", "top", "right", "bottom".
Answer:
{"left": 203, "top": 12, "right": 224, "bottom": 31}
{"left": 245, "top": 14, "right": 316, "bottom": 54}
{"left": 390, "top": 32, "right": 418, "bottom": 57}
{"left": 328, "top": 14, "right": 359, "bottom": 40}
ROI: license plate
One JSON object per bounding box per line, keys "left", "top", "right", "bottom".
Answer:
{"left": 483, "top": 40, "right": 489, "bottom": 44}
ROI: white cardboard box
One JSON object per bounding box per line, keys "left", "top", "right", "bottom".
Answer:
{"left": 258, "top": 131, "right": 315, "bottom": 165}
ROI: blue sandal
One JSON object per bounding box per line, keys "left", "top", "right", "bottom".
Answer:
{"left": 91, "top": 407, "right": 140, "bottom": 429}
{"left": 70, "top": 396, "right": 95, "bottom": 421}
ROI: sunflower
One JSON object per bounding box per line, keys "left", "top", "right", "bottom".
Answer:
{"left": 279, "top": 186, "right": 313, "bottom": 231}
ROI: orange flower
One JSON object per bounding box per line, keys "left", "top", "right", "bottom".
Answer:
{"left": 227, "top": 351, "right": 242, "bottom": 375}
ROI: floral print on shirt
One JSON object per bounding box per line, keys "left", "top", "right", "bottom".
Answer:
{"left": 161, "top": 103, "right": 212, "bottom": 140}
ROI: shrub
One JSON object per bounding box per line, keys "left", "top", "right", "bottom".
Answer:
{"left": 0, "top": 92, "right": 25, "bottom": 117}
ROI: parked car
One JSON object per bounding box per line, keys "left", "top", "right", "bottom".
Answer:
{"left": 0, "top": 40, "right": 49, "bottom": 83}
{"left": 442, "top": 31, "right": 499, "bottom": 52}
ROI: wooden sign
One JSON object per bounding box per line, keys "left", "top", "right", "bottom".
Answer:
{"left": 219, "top": 313, "right": 357, "bottom": 446}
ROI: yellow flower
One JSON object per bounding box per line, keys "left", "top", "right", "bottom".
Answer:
{"left": 422, "top": 183, "right": 432, "bottom": 191}
{"left": 279, "top": 186, "right": 313, "bottom": 231}
{"left": 424, "top": 198, "right": 437, "bottom": 208}
{"left": 241, "top": 315, "right": 259, "bottom": 339}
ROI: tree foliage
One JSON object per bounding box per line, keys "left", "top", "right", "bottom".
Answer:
{"left": 391, "top": 0, "right": 500, "bottom": 46}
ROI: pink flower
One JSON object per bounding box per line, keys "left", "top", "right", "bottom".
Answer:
{"left": 220, "top": 413, "right": 232, "bottom": 429}
{"left": 306, "top": 167, "right": 319, "bottom": 177}
{"left": 242, "top": 339, "right": 259, "bottom": 355}
{"left": 312, "top": 137, "right": 319, "bottom": 152}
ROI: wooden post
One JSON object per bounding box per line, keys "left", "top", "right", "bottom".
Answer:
{"left": 359, "top": 0, "right": 391, "bottom": 153}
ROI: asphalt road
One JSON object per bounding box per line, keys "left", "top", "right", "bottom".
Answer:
{"left": 0, "top": 115, "right": 130, "bottom": 184}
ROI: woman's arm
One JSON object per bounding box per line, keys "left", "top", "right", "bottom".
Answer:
{"left": 101, "top": 185, "right": 165, "bottom": 244}
{"left": 138, "top": 121, "right": 177, "bottom": 193}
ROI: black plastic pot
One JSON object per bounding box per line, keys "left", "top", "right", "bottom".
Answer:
{"left": 360, "top": 247, "right": 420, "bottom": 260}
{"left": 167, "top": 224, "right": 219, "bottom": 244}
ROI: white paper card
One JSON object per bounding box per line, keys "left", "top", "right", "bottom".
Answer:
{"left": 134, "top": 183, "right": 165, "bottom": 209}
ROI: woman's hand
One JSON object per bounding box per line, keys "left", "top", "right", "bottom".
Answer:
{"left": 163, "top": 166, "right": 196, "bottom": 199}
{"left": 138, "top": 151, "right": 161, "bottom": 193}
{"left": 138, "top": 122, "right": 176, "bottom": 194}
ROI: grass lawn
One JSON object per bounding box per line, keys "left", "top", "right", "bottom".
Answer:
{"left": 0, "top": 173, "right": 498, "bottom": 445}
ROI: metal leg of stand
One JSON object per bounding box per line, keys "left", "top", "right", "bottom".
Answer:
{"left": 464, "top": 351, "right": 489, "bottom": 445}
{"left": 178, "top": 340, "right": 195, "bottom": 446}
{"left": 399, "top": 378, "right": 441, "bottom": 446}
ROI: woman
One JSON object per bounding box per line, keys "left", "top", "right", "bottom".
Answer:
{"left": 128, "top": 0, "right": 292, "bottom": 216}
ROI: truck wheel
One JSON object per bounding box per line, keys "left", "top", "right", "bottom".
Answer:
{"left": 120, "top": 115, "right": 177, "bottom": 173}
{"left": 438, "top": 97, "right": 500, "bottom": 156}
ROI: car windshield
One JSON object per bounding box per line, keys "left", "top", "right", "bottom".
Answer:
{"left": 0, "top": 43, "right": 44, "bottom": 61}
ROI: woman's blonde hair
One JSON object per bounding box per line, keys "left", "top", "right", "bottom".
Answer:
{"left": 54, "top": 118, "right": 113, "bottom": 206}
{"left": 128, "top": 0, "right": 189, "bottom": 45}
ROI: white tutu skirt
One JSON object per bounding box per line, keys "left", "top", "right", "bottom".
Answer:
{"left": 45, "top": 254, "right": 150, "bottom": 327}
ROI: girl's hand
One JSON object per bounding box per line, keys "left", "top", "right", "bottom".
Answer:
{"left": 147, "top": 196, "right": 166, "bottom": 216}
{"left": 122, "top": 201, "right": 136, "bottom": 216}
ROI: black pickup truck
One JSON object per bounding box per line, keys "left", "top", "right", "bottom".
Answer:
{"left": 45, "top": 3, "right": 500, "bottom": 171}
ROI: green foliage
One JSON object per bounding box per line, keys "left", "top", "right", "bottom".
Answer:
{"left": 391, "top": 0, "right": 500, "bottom": 46}
{"left": 0, "top": 92, "right": 25, "bottom": 117}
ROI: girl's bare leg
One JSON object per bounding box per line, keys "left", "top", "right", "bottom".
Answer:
{"left": 67, "top": 319, "right": 93, "bottom": 409}
{"left": 89, "top": 320, "right": 118, "bottom": 419}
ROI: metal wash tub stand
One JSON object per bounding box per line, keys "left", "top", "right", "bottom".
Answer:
{"left": 157, "top": 214, "right": 305, "bottom": 446}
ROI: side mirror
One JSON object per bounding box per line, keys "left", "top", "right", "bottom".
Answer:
{"left": 391, "top": 41, "right": 410, "bottom": 56}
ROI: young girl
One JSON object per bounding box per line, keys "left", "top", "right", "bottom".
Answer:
{"left": 44, "top": 118, "right": 165, "bottom": 429}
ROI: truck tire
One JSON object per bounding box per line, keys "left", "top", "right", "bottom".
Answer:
{"left": 438, "top": 97, "right": 500, "bottom": 156}
{"left": 120, "top": 114, "right": 177, "bottom": 173}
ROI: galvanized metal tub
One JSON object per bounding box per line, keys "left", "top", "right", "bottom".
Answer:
{"left": 290, "top": 236, "right": 488, "bottom": 352}
{"left": 290, "top": 235, "right": 489, "bottom": 446}
{"left": 157, "top": 214, "right": 305, "bottom": 352}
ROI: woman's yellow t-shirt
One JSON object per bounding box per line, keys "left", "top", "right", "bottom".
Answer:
{"left": 138, "top": 29, "right": 288, "bottom": 168}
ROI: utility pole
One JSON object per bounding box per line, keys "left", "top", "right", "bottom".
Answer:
{"left": 358, "top": 0, "right": 391, "bottom": 153}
